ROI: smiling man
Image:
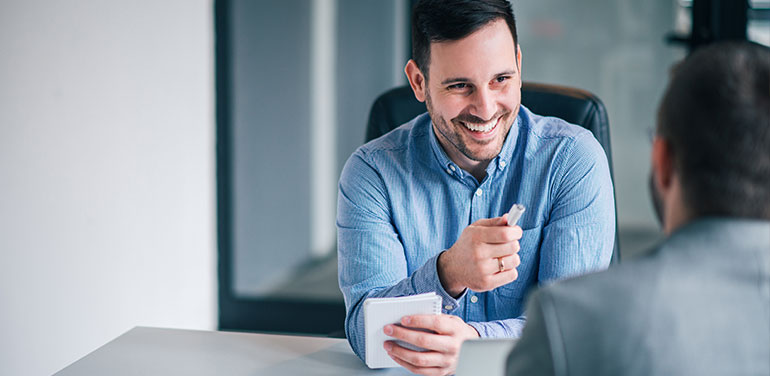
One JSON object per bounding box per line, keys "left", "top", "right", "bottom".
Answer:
{"left": 336, "top": 1, "right": 615, "bottom": 375}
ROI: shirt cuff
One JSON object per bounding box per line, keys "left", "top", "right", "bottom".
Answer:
{"left": 411, "top": 252, "right": 466, "bottom": 313}
{"left": 467, "top": 318, "right": 526, "bottom": 338}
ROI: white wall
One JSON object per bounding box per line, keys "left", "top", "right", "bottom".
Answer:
{"left": 0, "top": 1, "right": 216, "bottom": 375}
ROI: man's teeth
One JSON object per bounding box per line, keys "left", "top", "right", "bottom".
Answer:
{"left": 463, "top": 119, "right": 496, "bottom": 132}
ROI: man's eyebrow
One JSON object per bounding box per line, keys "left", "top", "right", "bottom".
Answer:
{"left": 440, "top": 77, "right": 471, "bottom": 85}
{"left": 495, "top": 70, "right": 518, "bottom": 77}
{"left": 439, "top": 70, "right": 518, "bottom": 86}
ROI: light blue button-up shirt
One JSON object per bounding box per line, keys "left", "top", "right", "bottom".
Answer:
{"left": 337, "top": 106, "right": 615, "bottom": 360}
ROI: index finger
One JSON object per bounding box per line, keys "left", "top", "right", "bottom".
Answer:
{"left": 401, "top": 314, "right": 464, "bottom": 335}
{"left": 385, "top": 322, "right": 455, "bottom": 354}
{"left": 472, "top": 216, "right": 508, "bottom": 227}
{"left": 476, "top": 224, "right": 523, "bottom": 244}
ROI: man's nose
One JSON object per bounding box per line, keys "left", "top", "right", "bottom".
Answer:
{"left": 469, "top": 87, "right": 497, "bottom": 121}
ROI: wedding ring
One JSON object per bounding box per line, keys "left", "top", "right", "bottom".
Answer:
{"left": 498, "top": 257, "right": 505, "bottom": 273}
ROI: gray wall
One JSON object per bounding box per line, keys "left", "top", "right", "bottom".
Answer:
{"left": 336, "top": 0, "right": 408, "bottom": 175}
{"left": 230, "top": 0, "right": 314, "bottom": 297}
{"left": 230, "top": 0, "right": 408, "bottom": 298}
{"left": 0, "top": 1, "right": 216, "bottom": 375}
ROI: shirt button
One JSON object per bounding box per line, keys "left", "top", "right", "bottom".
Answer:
{"left": 500, "top": 160, "right": 507, "bottom": 168}
{"left": 470, "top": 295, "right": 478, "bottom": 303}
{"left": 449, "top": 165, "right": 456, "bottom": 171}
{"left": 446, "top": 168, "right": 452, "bottom": 174}
{"left": 475, "top": 189, "right": 482, "bottom": 196}
{"left": 444, "top": 304, "right": 453, "bottom": 310}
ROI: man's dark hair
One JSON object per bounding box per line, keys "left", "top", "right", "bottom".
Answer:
{"left": 657, "top": 41, "right": 770, "bottom": 219}
{"left": 411, "top": 0, "right": 518, "bottom": 78}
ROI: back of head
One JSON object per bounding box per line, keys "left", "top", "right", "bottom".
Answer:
{"left": 657, "top": 41, "right": 770, "bottom": 220}
{"left": 411, "top": 0, "right": 518, "bottom": 78}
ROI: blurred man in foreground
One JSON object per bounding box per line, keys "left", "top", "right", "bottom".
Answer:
{"left": 506, "top": 41, "right": 770, "bottom": 375}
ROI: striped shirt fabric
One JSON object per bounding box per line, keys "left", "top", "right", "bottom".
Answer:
{"left": 337, "top": 105, "right": 615, "bottom": 360}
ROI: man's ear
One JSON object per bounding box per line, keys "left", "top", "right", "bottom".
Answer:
{"left": 516, "top": 44, "right": 522, "bottom": 88}
{"left": 405, "top": 59, "right": 427, "bottom": 103}
{"left": 652, "top": 137, "right": 675, "bottom": 194}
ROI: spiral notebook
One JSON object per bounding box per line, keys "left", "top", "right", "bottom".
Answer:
{"left": 363, "top": 292, "right": 442, "bottom": 369}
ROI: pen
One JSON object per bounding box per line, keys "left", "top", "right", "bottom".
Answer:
{"left": 498, "top": 203, "right": 526, "bottom": 274}
{"left": 507, "top": 203, "right": 525, "bottom": 227}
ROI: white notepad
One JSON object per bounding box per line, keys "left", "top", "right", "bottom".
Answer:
{"left": 363, "top": 292, "right": 442, "bottom": 369}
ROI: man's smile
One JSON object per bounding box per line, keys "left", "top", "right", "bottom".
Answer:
{"left": 459, "top": 116, "right": 500, "bottom": 133}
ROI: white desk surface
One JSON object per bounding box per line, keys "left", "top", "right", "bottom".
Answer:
{"left": 54, "top": 326, "right": 415, "bottom": 375}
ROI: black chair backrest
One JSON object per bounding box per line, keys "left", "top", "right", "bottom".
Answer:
{"left": 366, "top": 82, "right": 620, "bottom": 263}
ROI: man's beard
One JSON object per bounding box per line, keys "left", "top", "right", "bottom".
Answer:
{"left": 424, "top": 91, "right": 511, "bottom": 163}
{"left": 648, "top": 173, "right": 664, "bottom": 227}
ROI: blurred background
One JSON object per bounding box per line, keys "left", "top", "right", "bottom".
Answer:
{"left": 1, "top": 0, "right": 767, "bottom": 374}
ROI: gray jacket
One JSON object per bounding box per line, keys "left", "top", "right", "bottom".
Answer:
{"left": 506, "top": 218, "right": 770, "bottom": 376}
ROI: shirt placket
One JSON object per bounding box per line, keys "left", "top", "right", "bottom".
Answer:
{"left": 464, "top": 173, "right": 493, "bottom": 322}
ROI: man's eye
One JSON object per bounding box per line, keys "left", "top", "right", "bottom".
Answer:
{"left": 496, "top": 76, "right": 510, "bottom": 83}
{"left": 448, "top": 83, "right": 468, "bottom": 90}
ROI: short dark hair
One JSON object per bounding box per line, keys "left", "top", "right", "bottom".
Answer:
{"left": 657, "top": 41, "right": 770, "bottom": 219}
{"left": 411, "top": 0, "right": 518, "bottom": 78}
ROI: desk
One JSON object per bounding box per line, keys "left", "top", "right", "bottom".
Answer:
{"left": 54, "top": 327, "right": 413, "bottom": 375}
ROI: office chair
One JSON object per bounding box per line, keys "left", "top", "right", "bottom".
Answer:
{"left": 365, "top": 82, "right": 620, "bottom": 263}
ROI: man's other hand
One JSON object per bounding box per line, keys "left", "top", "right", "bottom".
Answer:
{"left": 437, "top": 215, "right": 522, "bottom": 297}
{"left": 383, "top": 314, "right": 480, "bottom": 376}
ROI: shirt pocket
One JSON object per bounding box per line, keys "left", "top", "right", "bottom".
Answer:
{"left": 496, "top": 225, "right": 542, "bottom": 301}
